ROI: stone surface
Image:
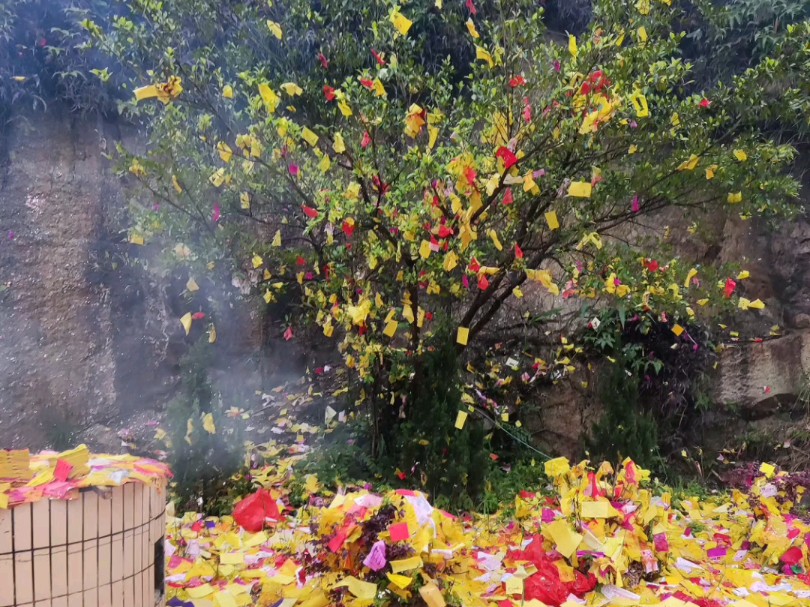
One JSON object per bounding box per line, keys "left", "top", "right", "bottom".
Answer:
{"left": 0, "top": 106, "right": 307, "bottom": 451}
{"left": 714, "top": 332, "right": 810, "bottom": 414}
{"left": 0, "top": 107, "right": 175, "bottom": 448}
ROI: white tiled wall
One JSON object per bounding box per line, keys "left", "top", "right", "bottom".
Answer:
{"left": 0, "top": 483, "right": 166, "bottom": 607}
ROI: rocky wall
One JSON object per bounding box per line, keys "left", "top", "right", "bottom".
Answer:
{"left": 0, "top": 107, "right": 175, "bottom": 449}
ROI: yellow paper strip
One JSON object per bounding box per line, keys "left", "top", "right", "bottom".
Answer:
{"left": 390, "top": 556, "right": 423, "bottom": 573}
{"left": 580, "top": 501, "right": 611, "bottom": 519}
{"left": 220, "top": 552, "right": 245, "bottom": 565}
{"left": 387, "top": 573, "right": 412, "bottom": 589}
{"left": 546, "top": 518, "right": 583, "bottom": 558}
{"left": 456, "top": 326, "right": 470, "bottom": 346}
{"left": 454, "top": 410, "right": 468, "bottom": 430}
{"left": 383, "top": 320, "right": 398, "bottom": 338}
{"left": 567, "top": 181, "right": 592, "bottom": 198}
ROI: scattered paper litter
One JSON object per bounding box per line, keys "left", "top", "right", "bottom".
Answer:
{"left": 162, "top": 456, "right": 810, "bottom": 607}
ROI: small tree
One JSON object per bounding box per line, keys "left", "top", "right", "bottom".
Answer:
{"left": 166, "top": 339, "right": 245, "bottom": 514}
{"left": 82, "top": 0, "right": 808, "bottom": 490}
{"left": 391, "top": 324, "right": 488, "bottom": 507}
{"left": 588, "top": 362, "right": 661, "bottom": 471}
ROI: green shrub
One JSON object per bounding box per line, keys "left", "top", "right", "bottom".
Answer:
{"left": 479, "top": 459, "right": 547, "bottom": 516}
{"left": 165, "top": 339, "right": 247, "bottom": 515}
{"left": 287, "top": 420, "right": 383, "bottom": 507}
{"left": 0, "top": 0, "right": 120, "bottom": 114}
{"left": 390, "top": 330, "right": 488, "bottom": 510}
{"left": 583, "top": 310, "right": 715, "bottom": 464}
{"left": 588, "top": 363, "right": 662, "bottom": 472}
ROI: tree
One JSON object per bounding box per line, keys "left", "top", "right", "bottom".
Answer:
{"left": 685, "top": 0, "right": 810, "bottom": 84}
{"left": 0, "top": 0, "right": 120, "bottom": 114}
{"left": 82, "top": 0, "right": 808, "bottom": 493}
{"left": 164, "top": 338, "right": 246, "bottom": 514}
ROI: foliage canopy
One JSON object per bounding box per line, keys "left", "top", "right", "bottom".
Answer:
{"left": 77, "top": 0, "right": 810, "bottom": 492}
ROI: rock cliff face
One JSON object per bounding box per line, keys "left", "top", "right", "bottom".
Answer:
{"left": 526, "top": 209, "right": 810, "bottom": 465}
{"left": 707, "top": 212, "right": 810, "bottom": 467}
{"left": 0, "top": 106, "right": 313, "bottom": 452}
{"left": 0, "top": 107, "right": 176, "bottom": 449}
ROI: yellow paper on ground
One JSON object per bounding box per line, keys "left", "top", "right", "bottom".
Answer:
{"left": 581, "top": 528, "right": 605, "bottom": 551}
{"left": 659, "top": 598, "right": 700, "bottom": 607}
{"left": 761, "top": 593, "right": 795, "bottom": 606}
{"left": 390, "top": 556, "right": 423, "bottom": 573}
{"left": 723, "top": 569, "right": 753, "bottom": 588}
{"left": 268, "top": 574, "right": 296, "bottom": 585}
{"left": 603, "top": 534, "right": 625, "bottom": 561}
{"left": 387, "top": 573, "right": 412, "bottom": 589}
{"left": 0, "top": 450, "right": 32, "bottom": 481}
{"left": 240, "top": 569, "right": 267, "bottom": 581}
{"left": 546, "top": 518, "right": 583, "bottom": 558}
{"left": 419, "top": 583, "right": 446, "bottom": 607}
{"left": 55, "top": 444, "right": 90, "bottom": 477}
{"left": 296, "top": 590, "right": 329, "bottom": 607}
{"left": 581, "top": 500, "right": 612, "bottom": 518}
{"left": 340, "top": 576, "right": 377, "bottom": 600}
{"left": 187, "top": 583, "right": 215, "bottom": 598}
{"left": 215, "top": 590, "right": 238, "bottom": 607}
{"left": 505, "top": 576, "right": 524, "bottom": 595}
{"left": 220, "top": 552, "right": 244, "bottom": 565}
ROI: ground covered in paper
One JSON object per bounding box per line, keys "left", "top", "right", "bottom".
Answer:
{"left": 164, "top": 456, "right": 810, "bottom": 607}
